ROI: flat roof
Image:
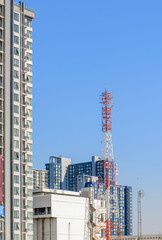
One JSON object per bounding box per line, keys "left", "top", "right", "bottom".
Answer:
{"left": 33, "top": 188, "right": 80, "bottom": 197}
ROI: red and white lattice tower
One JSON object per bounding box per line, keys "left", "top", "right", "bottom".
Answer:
{"left": 93, "top": 89, "right": 122, "bottom": 240}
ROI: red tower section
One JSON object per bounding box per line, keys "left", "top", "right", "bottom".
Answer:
{"left": 94, "top": 90, "right": 122, "bottom": 240}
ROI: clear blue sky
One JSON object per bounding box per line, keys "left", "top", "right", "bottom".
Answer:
{"left": 26, "top": 0, "right": 162, "bottom": 234}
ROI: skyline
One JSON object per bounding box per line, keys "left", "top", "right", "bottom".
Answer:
{"left": 24, "top": 0, "right": 162, "bottom": 235}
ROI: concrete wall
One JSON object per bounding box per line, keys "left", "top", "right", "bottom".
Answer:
{"left": 33, "top": 192, "right": 90, "bottom": 240}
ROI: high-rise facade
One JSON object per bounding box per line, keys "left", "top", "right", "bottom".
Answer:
{"left": 45, "top": 156, "right": 71, "bottom": 190}
{"left": 117, "top": 186, "right": 133, "bottom": 235}
{"left": 0, "top": 1, "right": 34, "bottom": 239}
{"left": 33, "top": 169, "right": 48, "bottom": 191}
{"left": 68, "top": 161, "right": 92, "bottom": 191}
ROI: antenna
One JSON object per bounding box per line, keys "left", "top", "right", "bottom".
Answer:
{"left": 93, "top": 89, "right": 121, "bottom": 240}
{"left": 138, "top": 190, "right": 144, "bottom": 240}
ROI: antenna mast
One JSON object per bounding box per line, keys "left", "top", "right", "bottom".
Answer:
{"left": 138, "top": 190, "right": 144, "bottom": 240}
{"left": 93, "top": 89, "right": 122, "bottom": 240}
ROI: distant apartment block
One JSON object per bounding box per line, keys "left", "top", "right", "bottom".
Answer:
{"left": 117, "top": 185, "right": 133, "bottom": 235}
{"left": 33, "top": 168, "right": 48, "bottom": 190}
{"left": 45, "top": 156, "right": 71, "bottom": 190}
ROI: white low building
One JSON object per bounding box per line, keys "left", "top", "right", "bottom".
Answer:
{"left": 33, "top": 188, "right": 91, "bottom": 240}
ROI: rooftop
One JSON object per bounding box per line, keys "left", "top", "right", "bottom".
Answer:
{"left": 14, "top": 1, "right": 34, "bottom": 12}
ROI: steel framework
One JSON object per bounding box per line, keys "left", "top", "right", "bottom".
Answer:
{"left": 138, "top": 190, "right": 144, "bottom": 240}
{"left": 93, "top": 90, "right": 122, "bottom": 240}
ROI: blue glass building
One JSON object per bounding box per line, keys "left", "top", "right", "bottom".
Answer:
{"left": 117, "top": 185, "right": 133, "bottom": 235}
{"left": 45, "top": 156, "right": 61, "bottom": 189}
{"left": 45, "top": 156, "right": 71, "bottom": 190}
{"left": 68, "top": 161, "right": 92, "bottom": 191}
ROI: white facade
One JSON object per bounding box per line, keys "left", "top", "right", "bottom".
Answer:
{"left": 0, "top": 1, "right": 34, "bottom": 239}
{"left": 77, "top": 174, "right": 98, "bottom": 192}
{"left": 33, "top": 189, "right": 90, "bottom": 240}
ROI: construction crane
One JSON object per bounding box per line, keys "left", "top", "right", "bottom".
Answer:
{"left": 93, "top": 89, "right": 122, "bottom": 240}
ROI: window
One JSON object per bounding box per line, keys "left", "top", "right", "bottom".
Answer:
{"left": 14, "top": 35, "right": 19, "bottom": 44}
{"left": 28, "top": 121, "right": 32, "bottom": 129}
{"left": 14, "top": 187, "right": 19, "bottom": 196}
{"left": 14, "top": 24, "right": 19, "bottom": 33}
{"left": 27, "top": 41, "right": 32, "bottom": 50}
{"left": 26, "top": 18, "right": 32, "bottom": 27}
{"left": 28, "top": 166, "right": 32, "bottom": 174}
{"left": 28, "top": 143, "right": 32, "bottom": 151}
{"left": 14, "top": 70, "right": 19, "bottom": 79}
{"left": 27, "top": 212, "right": 33, "bottom": 220}
{"left": 27, "top": 64, "right": 32, "bottom": 72}
{"left": 14, "top": 105, "right": 19, "bottom": 114}
{"left": 0, "top": 30, "right": 2, "bottom": 39}
{"left": 14, "top": 47, "right": 19, "bottom": 56}
{"left": 14, "top": 93, "right": 19, "bottom": 102}
{"left": 28, "top": 53, "right": 32, "bottom": 61}
{"left": 14, "top": 152, "right": 19, "bottom": 160}
{"left": 14, "top": 175, "right": 19, "bottom": 184}
{"left": 14, "top": 12, "right": 19, "bottom": 22}
{"left": 29, "top": 98, "right": 32, "bottom": 106}
{"left": 27, "top": 155, "right": 32, "bottom": 163}
{"left": 14, "top": 210, "right": 19, "bottom": 218}
{"left": 13, "top": 140, "right": 19, "bottom": 149}
{"left": 27, "top": 189, "right": 33, "bottom": 197}
{"left": 29, "top": 109, "right": 32, "bottom": 117}
{"left": 13, "top": 117, "right": 19, "bottom": 125}
{"left": 27, "top": 200, "right": 33, "bottom": 208}
{"left": 0, "top": 42, "right": 2, "bottom": 51}
{"left": 27, "top": 30, "right": 32, "bottom": 39}
{"left": 14, "top": 164, "right": 19, "bottom": 172}
{"left": 0, "top": 18, "right": 2, "bottom": 28}
{"left": 0, "top": 65, "right": 2, "bottom": 74}
{"left": 28, "top": 132, "right": 32, "bottom": 140}
{"left": 14, "top": 82, "right": 19, "bottom": 90}
{"left": 28, "top": 178, "right": 32, "bottom": 186}
{"left": 27, "top": 223, "right": 33, "bottom": 231}
{"left": 14, "top": 222, "right": 19, "bottom": 230}
{"left": 14, "top": 128, "right": 19, "bottom": 137}
{"left": 14, "top": 234, "right": 19, "bottom": 240}
{"left": 14, "top": 199, "right": 19, "bottom": 207}
{"left": 14, "top": 58, "right": 19, "bottom": 67}
{"left": 26, "top": 75, "right": 32, "bottom": 83}
{"left": 0, "top": 6, "right": 3, "bottom": 16}
{"left": 28, "top": 236, "right": 33, "bottom": 240}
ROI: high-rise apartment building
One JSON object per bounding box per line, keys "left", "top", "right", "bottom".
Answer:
{"left": 0, "top": 1, "right": 34, "bottom": 239}
{"left": 45, "top": 156, "right": 71, "bottom": 190}
{"left": 33, "top": 169, "right": 48, "bottom": 190}
{"left": 68, "top": 161, "right": 92, "bottom": 191}
{"left": 117, "top": 186, "right": 133, "bottom": 235}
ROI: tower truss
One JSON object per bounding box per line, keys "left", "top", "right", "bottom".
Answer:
{"left": 93, "top": 89, "right": 122, "bottom": 240}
